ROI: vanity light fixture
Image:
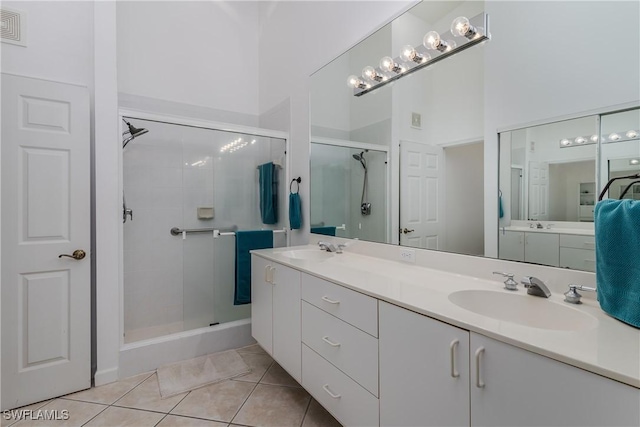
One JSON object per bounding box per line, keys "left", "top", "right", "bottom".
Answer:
{"left": 609, "top": 132, "right": 621, "bottom": 141}
{"left": 601, "top": 130, "right": 640, "bottom": 143}
{"left": 560, "top": 139, "right": 571, "bottom": 146}
{"left": 590, "top": 134, "right": 600, "bottom": 142}
{"left": 629, "top": 159, "right": 640, "bottom": 166}
{"left": 626, "top": 130, "right": 639, "bottom": 139}
{"left": 348, "top": 12, "right": 490, "bottom": 96}
{"left": 561, "top": 128, "right": 640, "bottom": 148}
{"left": 559, "top": 135, "right": 597, "bottom": 148}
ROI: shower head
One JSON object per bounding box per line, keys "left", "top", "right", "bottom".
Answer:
{"left": 352, "top": 151, "right": 367, "bottom": 171}
{"left": 122, "top": 119, "right": 149, "bottom": 148}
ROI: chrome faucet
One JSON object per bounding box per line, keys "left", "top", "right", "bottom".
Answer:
{"left": 493, "top": 271, "right": 518, "bottom": 291}
{"left": 318, "top": 241, "right": 337, "bottom": 252}
{"left": 521, "top": 276, "right": 552, "bottom": 298}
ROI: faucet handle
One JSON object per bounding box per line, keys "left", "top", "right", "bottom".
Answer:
{"left": 336, "top": 244, "right": 347, "bottom": 254}
{"left": 564, "top": 284, "right": 596, "bottom": 304}
{"left": 493, "top": 272, "right": 518, "bottom": 291}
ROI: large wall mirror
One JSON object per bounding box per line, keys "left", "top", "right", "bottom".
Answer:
{"left": 309, "top": 0, "right": 640, "bottom": 272}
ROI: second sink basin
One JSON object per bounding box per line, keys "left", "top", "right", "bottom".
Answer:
{"left": 448, "top": 290, "right": 598, "bottom": 332}
{"left": 280, "top": 249, "right": 334, "bottom": 261}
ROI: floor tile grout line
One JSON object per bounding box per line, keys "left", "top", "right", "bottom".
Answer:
{"left": 299, "top": 395, "right": 313, "bottom": 427}
{"left": 111, "top": 371, "right": 157, "bottom": 407}
{"left": 153, "top": 413, "right": 169, "bottom": 427}
{"left": 228, "top": 360, "right": 274, "bottom": 425}
{"left": 80, "top": 401, "right": 111, "bottom": 426}
{"left": 165, "top": 388, "right": 192, "bottom": 416}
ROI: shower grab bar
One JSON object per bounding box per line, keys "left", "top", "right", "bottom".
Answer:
{"left": 170, "top": 226, "right": 287, "bottom": 238}
{"left": 213, "top": 228, "right": 287, "bottom": 238}
{"left": 170, "top": 226, "right": 236, "bottom": 236}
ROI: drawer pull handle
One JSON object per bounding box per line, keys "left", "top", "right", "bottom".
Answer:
{"left": 322, "top": 336, "right": 341, "bottom": 347}
{"left": 269, "top": 266, "right": 276, "bottom": 285}
{"left": 450, "top": 339, "right": 460, "bottom": 378}
{"left": 475, "top": 347, "right": 485, "bottom": 388}
{"left": 323, "top": 384, "right": 341, "bottom": 399}
{"left": 264, "top": 265, "right": 270, "bottom": 283}
{"left": 321, "top": 296, "right": 340, "bottom": 304}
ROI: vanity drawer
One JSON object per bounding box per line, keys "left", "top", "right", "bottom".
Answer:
{"left": 302, "top": 344, "right": 379, "bottom": 427}
{"left": 560, "top": 234, "right": 595, "bottom": 250}
{"left": 301, "top": 273, "right": 378, "bottom": 337}
{"left": 302, "top": 301, "right": 378, "bottom": 396}
{"left": 560, "top": 247, "right": 596, "bottom": 272}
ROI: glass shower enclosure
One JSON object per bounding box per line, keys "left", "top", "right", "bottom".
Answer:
{"left": 122, "top": 117, "right": 287, "bottom": 343}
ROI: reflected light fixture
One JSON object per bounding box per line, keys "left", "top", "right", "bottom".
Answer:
{"left": 561, "top": 128, "right": 640, "bottom": 148}
{"left": 630, "top": 159, "right": 640, "bottom": 166}
{"left": 626, "top": 130, "right": 639, "bottom": 139}
{"left": 348, "top": 12, "right": 490, "bottom": 96}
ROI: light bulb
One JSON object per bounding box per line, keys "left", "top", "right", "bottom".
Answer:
{"left": 630, "top": 159, "right": 640, "bottom": 165}
{"left": 575, "top": 136, "right": 587, "bottom": 144}
{"left": 626, "top": 130, "right": 639, "bottom": 139}
{"left": 609, "top": 132, "right": 621, "bottom": 141}
{"left": 347, "top": 74, "right": 365, "bottom": 89}
{"left": 379, "top": 56, "right": 402, "bottom": 73}
{"left": 590, "top": 134, "right": 599, "bottom": 142}
{"left": 445, "top": 40, "right": 457, "bottom": 52}
{"left": 362, "top": 66, "right": 382, "bottom": 82}
{"left": 423, "top": 31, "right": 442, "bottom": 50}
{"left": 451, "top": 16, "right": 477, "bottom": 39}
{"left": 560, "top": 139, "right": 571, "bottom": 146}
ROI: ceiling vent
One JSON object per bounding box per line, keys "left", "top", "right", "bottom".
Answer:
{"left": 1, "top": 7, "right": 26, "bottom": 47}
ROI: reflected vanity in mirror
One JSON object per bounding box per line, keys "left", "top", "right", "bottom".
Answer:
{"left": 498, "top": 107, "right": 640, "bottom": 272}
{"left": 309, "top": 0, "right": 639, "bottom": 273}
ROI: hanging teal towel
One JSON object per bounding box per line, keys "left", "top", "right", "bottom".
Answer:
{"left": 259, "top": 162, "right": 278, "bottom": 224}
{"left": 289, "top": 193, "right": 302, "bottom": 229}
{"left": 595, "top": 199, "right": 640, "bottom": 328}
{"left": 311, "top": 226, "right": 336, "bottom": 236}
{"left": 235, "top": 230, "right": 273, "bottom": 305}
{"left": 499, "top": 195, "right": 504, "bottom": 218}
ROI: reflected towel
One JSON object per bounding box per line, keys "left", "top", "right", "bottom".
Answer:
{"left": 289, "top": 193, "right": 302, "bottom": 230}
{"left": 310, "top": 226, "right": 336, "bottom": 236}
{"left": 235, "top": 230, "right": 273, "bottom": 305}
{"left": 499, "top": 195, "right": 504, "bottom": 218}
{"left": 259, "top": 162, "right": 278, "bottom": 224}
{"left": 595, "top": 199, "right": 640, "bottom": 328}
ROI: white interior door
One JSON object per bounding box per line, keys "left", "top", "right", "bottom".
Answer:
{"left": 400, "top": 141, "right": 444, "bottom": 249}
{"left": 1, "top": 74, "right": 91, "bottom": 409}
{"left": 528, "top": 161, "right": 549, "bottom": 221}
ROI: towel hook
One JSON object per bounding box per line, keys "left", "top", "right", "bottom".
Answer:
{"left": 290, "top": 177, "right": 301, "bottom": 193}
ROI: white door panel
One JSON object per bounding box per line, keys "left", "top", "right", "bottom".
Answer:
{"left": 2, "top": 74, "right": 91, "bottom": 409}
{"left": 400, "top": 141, "right": 444, "bottom": 248}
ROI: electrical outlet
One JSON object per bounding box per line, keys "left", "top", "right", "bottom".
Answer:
{"left": 399, "top": 248, "right": 416, "bottom": 263}
{"left": 411, "top": 112, "right": 422, "bottom": 128}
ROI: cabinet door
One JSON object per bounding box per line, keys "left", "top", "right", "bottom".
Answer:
{"left": 380, "top": 302, "right": 470, "bottom": 427}
{"left": 251, "top": 255, "right": 273, "bottom": 355}
{"left": 524, "top": 232, "right": 559, "bottom": 266}
{"left": 499, "top": 231, "right": 524, "bottom": 262}
{"left": 272, "top": 263, "right": 302, "bottom": 382}
{"left": 470, "top": 333, "right": 640, "bottom": 427}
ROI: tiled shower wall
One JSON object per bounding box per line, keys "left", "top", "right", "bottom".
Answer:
{"left": 123, "top": 119, "right": 286, "bottom": 342}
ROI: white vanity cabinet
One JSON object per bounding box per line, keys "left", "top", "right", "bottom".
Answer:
{"left": 499, "top": 231, "right": 559, "bottom": 267}
{"left": 250, "top": 255, "right": 302, "bottom": 382}
{"left": 470, "top": 333, "right": 640, "bottom": 426}
{"left": 379, "top": 302, "right": 470, "bottom": 427}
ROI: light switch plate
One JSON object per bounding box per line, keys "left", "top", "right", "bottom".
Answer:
{"left": 411, "top": 112, "right": 422, "bottom": 129}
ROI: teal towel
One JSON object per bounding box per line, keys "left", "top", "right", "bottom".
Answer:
{"left": 289, "top": 193, "right": 302, "bottom": 229}
{"left": 311, "top": 226, "right": 336, "bottom": 236}
{"left": 498, "top": 195, "right": 504, "bottom": 218}
{"left": 595, "top": 199, "right": 640, "bottom": 328}
{"left": 259, "top": 163, "right": 278, "bottom": 224}
{"left": 235, "top": 230, "right": 273, "bottom": 305}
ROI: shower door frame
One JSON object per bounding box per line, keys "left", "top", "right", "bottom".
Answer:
{"left": 117, "top": 109, "right": 290, "bottom": 349}
{"left": 311, "top": 137, "right": 391, "bottom": 243}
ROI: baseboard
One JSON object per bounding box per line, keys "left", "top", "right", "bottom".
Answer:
{"left": 94, "top": 367, "right": 119, "bottom": 386}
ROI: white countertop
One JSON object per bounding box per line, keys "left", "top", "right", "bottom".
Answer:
{"left": 504, "top": 226, "right": 595, "bottom": 236}
{"left": 252, "top": 245, "right": 640, "bottom": 389}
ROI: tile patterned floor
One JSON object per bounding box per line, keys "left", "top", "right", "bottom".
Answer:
{"left": 3, "top": 345, "right": 342, "bottom": 427}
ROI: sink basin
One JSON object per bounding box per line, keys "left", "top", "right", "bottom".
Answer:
{"left": 448, "top": 290, "right": 598, "bottom": 331}
{"left": 280, "top": 249, "right": 334, "bottom": 261}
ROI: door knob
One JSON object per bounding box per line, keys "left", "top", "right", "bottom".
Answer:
{"left": 402, "top": 228, "right": 415, "bottom": 234}
{"left": 59, "top": 250, "right": 86, "bottom": 260}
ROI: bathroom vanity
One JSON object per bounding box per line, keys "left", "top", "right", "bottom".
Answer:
{"left": 251, "top": 247, "right": 640, "bottom": 427}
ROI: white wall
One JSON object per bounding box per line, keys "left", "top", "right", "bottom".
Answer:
{"left": 444, "top": 142, "right": 484, "bottom": 255}
{"left": 484, "top": 0, "right": 640, "bottom": 257}
{"left": 258, "top": 0, "right": 416, "bottom": 246}
{"left": 116, "top": 1, "right": 259, "bottom": 121}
